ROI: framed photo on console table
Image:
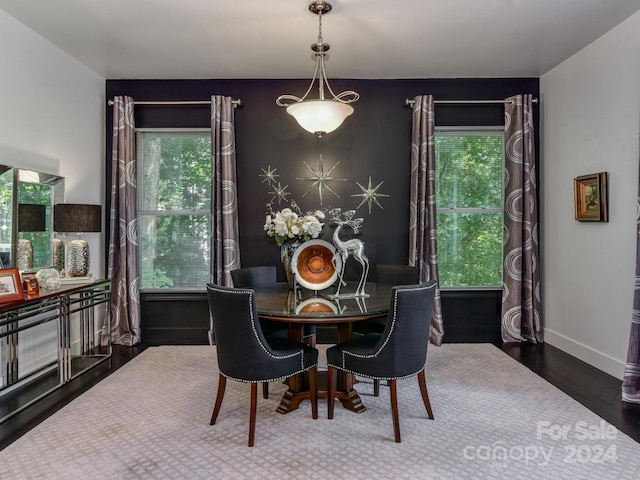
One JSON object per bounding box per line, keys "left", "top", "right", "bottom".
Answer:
{"left": 0, "top": 268, "right": 24, "bottom": 303}
{"left": 574, "top": 172, "right": 608, "bottom": 222}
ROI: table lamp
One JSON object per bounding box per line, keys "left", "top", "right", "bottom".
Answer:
{"left": 54, "top": 204, "right": 102, "bottom": 277}
{"left": 17, "top": 203, "right": 46, "bottom": 271}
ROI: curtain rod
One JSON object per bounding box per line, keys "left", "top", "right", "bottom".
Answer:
{"left": 107, "top": 99, "right": 242, "bottom": 107}
{"left": 404, "top": 98, "right": 538, "bottom": 107}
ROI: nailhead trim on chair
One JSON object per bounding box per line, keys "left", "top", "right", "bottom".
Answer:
{"left": 208, "top": 284, "right": 318, "bottom": 382}
{"left": 327, "top": 283, "right": 437, "bottom": 380}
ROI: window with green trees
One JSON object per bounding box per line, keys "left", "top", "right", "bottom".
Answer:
{"left": 137, "top": 130, "right": 212, "bottom": 290}
{"left": 435, "top": 128, "right": 503, "bottom": 288}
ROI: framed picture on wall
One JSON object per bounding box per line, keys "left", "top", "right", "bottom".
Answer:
{"left": 0, "top": 268, "right": 24, "bottom": 303}
{"left": 574, "top": 172, "right": 608, "bottom": 222}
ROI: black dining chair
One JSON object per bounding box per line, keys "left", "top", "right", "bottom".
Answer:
{"left": 206, "top": 283, "right": 319, "bottom": 447}
{"left": 327, "top": 282, "right": 437, "bottom": 443}
{"left": 354, "top": 264, "right": 420, "bottom": 395}
{"left": 231, "top": 266, "right": 287, "bottom": 339}
{"left": 231, "top": 266, "right": 317, "bottom": 347}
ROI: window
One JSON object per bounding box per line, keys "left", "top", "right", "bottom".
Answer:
{"left": 137, "top": 130, "right": 212, "bottom": 290}
{"left": 435, "top": 128, "right": 503, "bottom": 288}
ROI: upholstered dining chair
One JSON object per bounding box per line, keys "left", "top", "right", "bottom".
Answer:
{"left": 354, "top": 264, "right": 421, "bottom": 395}
{"left": 231, "top": 266, "right": 287, "bottom": 339}
{"left": 230, "top": 266, "right": 284, "bottom": 399}
{"left": 326, "top": 282, "right": 437, "bottom": 443}
{"left": 231, "top": 266, "right": 317, "bottom": 347}
{"left": 206, "top": 284, "right": 319, "bottom": 447}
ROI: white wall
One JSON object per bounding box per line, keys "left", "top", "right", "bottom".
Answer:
{"left": 0, "top": 10, "right": 105, "bottom": 277}
{"left": 541, "top": 11, "right": 640, "bottom": 378}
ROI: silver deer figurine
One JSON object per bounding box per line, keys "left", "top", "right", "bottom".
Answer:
{"left": 329, "top": 208, "right": 369, "bottom": 298}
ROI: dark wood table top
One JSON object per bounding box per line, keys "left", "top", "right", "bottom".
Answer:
{"left": 253, "top": 281, "right": 392, "bottom": 324}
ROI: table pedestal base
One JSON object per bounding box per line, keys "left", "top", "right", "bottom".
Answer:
{"left": 276, "top": 370, "right": 366, "bottom": 414}
{"left": 276, "top": 322, "right": 367, "bottom": 414}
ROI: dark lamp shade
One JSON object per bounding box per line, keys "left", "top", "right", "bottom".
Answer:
{"left": 54, "top": 204, "right": 102, "bottom": 233}
{"left": 18, "top": 203, "right": 46, "bottom": 232}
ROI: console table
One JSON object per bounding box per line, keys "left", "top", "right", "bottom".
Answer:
{"left": 0, "top": 279, "right": 111, "bottom": 423}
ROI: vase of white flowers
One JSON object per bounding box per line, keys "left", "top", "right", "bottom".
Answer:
{"left": 264, "top": 202, "right": 325, "bottom": 289}
{"left": 279, "top": 239, "right": 302, "bottom": 290}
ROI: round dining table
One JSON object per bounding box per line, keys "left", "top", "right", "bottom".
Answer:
{"left": 252, "top": 281, "right": 392, "bottom": 414}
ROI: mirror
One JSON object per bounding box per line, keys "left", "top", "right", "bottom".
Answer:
{"left": 0, "top": 165, "right": 64, "bottom": 270}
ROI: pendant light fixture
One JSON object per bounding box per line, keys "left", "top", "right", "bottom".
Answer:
{"left": 276, "top": 1, "right": 359, "bottom": 138}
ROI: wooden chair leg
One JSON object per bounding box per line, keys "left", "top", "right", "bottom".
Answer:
{"left": 389, "top": 379, "right": 401, "bottom": 443}
{"left": 309, "top": 366, "right": 318, "bottom": 419}
{"left": 307, "top": 335, "right": 317, "bottom": 348}
{"left": 262, "top": 382, "right": 269, "bottom": 399}
{"left": 327, "top": 366, "right": 336, "bottom": 419}
{"left": 417, "top": 369, "right": 434, "bottom": 420}
{"left": 210, "top": 374, "right": 226, "bottom": 425}
{"left": 248, "top": 383, "right": 258, "bottom": 447}
{"left": 374, "top": 379, "right": 380, "bottom": 397}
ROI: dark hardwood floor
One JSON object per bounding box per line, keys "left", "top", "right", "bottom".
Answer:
{"left": 1, "top": 342, "right": 639, "bottom": 451}
{"left": 498, "top": 341, "right": 640, "bottom": 444}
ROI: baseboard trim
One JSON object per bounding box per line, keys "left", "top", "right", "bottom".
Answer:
{"left": 544, "top": 328, "right": 626, "bottom": 380}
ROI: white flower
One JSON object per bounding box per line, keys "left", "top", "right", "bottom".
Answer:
{"left": 265, "top": 203, "right": 325, "bottom": 246}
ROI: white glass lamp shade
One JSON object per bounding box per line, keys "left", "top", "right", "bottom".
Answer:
{"left": 286, "top": 100, "right": 354, "bottom": 136}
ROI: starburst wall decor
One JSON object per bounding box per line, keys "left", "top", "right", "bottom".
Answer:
{"left": 259, "top": 155, "right": 389, "bottom": 214}
{"left": 297, "top": 155, "right": 346, "bottom": 204}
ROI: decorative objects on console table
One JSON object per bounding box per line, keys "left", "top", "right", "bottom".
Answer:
{"left": 17, "top": 203, "right": 46, "bottom": 271}
{"left": 0, "top": 267, "right": 24, "bottom": 304}
{"left": 35, "top": 267, "right": 62, "bottom": 290}
{"left": 52, "top": 238, "right": 65, "bottom": 273}
{"left": 54, "top": 204, "right": 102, "bottom": 277}
{"left": 275, "top": 1, "right": 359, "bottom": 137}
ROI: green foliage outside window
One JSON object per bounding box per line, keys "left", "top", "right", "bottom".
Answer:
{"left": 138, "top": 131, "right": 212, "bottom": 290}
{"left": 435, "top": 131, "right": 504, "bottom": 288}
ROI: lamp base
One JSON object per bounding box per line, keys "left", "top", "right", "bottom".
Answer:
{"left": 52, "top": 238, "right": 65, "bottom": 273}
{"left": 66, "top": 239, "right": 90, "bottom": 277}
{"left": 17, "top": 238, "right": 34, "bottom": 271}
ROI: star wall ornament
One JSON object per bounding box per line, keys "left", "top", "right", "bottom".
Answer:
{"left": 269, "top": 182, "right": 290, "bottom": 204}
{"left": 351, "top": 176, "right": 390, "bottom": 213}
{"left": 259, "top": 165, "right": 279, "bottom": 185}
{"left": 297, "top": 155, "right": 347, "bottom": 205}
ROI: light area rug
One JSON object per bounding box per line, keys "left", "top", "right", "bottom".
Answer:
{"left": 1, "top": 344, "right": 639, "bottom": 480}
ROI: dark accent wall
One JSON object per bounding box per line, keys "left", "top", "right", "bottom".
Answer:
{"left": 106, "top": 78, "right": 539, "bottom": 345}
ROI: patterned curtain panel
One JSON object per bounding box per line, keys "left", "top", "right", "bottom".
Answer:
{"left": 209, "top": 95, "right": 241, "bottom": 344}
{"left": 501, "top": 94, "right": 542, "bottom": 343}
{"left": 622, "top": 142, "right": 640, "bottom": 403}
{"left": 409, "top": 95, "right": 444, "bottom": 346}
{"left": 108, "top": 96, "right": 141, "bottom": 346}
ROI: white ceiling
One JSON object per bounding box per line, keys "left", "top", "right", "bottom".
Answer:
{"left": 1, "top": 0, "right": 640, "bottom": 80}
